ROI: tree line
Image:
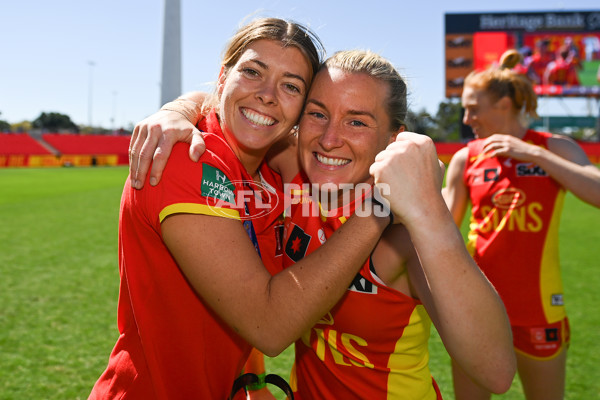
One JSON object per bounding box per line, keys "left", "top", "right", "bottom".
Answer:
{"left": 1, "top": 100, "right": 593, "bottom": 141}
{"left": 0, "top": 111, "right": 127, "bottom": 135}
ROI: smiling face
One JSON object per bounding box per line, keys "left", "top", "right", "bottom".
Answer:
{"left": 218, "top": 39, "right": 312, "bottom": 170}
{"left": 461, "top": 85, "right": 510, "bottom": 139}
{"left": 298, "top": 67, "right": 397, "bottom": 203}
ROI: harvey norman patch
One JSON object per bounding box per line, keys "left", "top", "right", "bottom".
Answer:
{"left": 201, "top": 165, "right": 235, "bottom": 204}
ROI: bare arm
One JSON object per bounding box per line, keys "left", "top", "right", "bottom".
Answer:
{"left": 130, "top": 92, "right": 303, "bottom": 188}
{"left": 543, "top": 135, "right": 600, "bottom": 207}
{"left": 371, "top": 135, "right": 515, "bottom": 394}
{"left": 441, "top": 147, "right": 470, "bottom": 226}
{"left": 483, "top": 133, "right": 600, "bottom": 207}
{"left": 404, "top": 220, "right": 514, "bottom": 394}
{"left": 129, "top": 92, "right": 209, "bottom": 189}
{"left": 162, "top": 207, "right": 388, "bottom": 357}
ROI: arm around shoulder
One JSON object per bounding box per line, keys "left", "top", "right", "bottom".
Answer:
{"left": 161, "top": 207, "right": 389, "bottom": 356}
{"left": 129, "top": 91, "right": 210, "bottom": 189}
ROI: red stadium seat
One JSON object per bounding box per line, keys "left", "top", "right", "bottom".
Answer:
{"left": 0, "top": 133, "right": 52, "bottom": 155}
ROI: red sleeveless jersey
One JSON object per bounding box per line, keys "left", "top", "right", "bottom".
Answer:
{"left": 90, "top": 110, "right": 284, "bottom": 399}
{"left": 282, "top": 173, "right": 440, "bottom": 400}
{"left": 464, "top": 130, "right": 566, "bottom": 326}
{"left": 545, "top": 59, "right": 580, "bottom": 85}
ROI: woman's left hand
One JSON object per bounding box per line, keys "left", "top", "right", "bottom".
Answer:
{"left": 369, "top": 132, "right": 444, "bottom": 227}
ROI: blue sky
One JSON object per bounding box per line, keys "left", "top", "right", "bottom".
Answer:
{"left": 2, "top": 0, "right": 599, "bottom": 129}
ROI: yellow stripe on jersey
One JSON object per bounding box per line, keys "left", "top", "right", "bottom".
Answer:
{"left": 159, "top": 203, "right": 241, "bottom": 222}
{"left": 466, "top": 215, "right": 478, "bottom": 257}
{"left": 386, "top": 305, "right": 436, "bottom": 400}
{"left": 540, "top": 190, "right": 566, "bottom": 324}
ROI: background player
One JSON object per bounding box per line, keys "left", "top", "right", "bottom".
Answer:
{"left": 443, "top": 49, "right": 600, "bottom": 400}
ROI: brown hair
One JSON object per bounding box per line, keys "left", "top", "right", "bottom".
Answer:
{"left": 202, "top": 18, "right": 324, "bottom": 112}
{"left": 323, "top": 50, "right": 408, "bottom": 132}
{"left": 223, "top": 18, "right": 323, "bottom": 76}
{"left": 464, "top": 49, "right": 539, "bottom": 119}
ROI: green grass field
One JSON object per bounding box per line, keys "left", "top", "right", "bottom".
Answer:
{"left": 1, "top": 166, "right": 599, "bottom": 399}
{"left": 579, "top": 60, "right": 600, "bottom": 87}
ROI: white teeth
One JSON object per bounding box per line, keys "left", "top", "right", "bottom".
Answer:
{"left": 242, "top": 108, "right": 275, "bottom": 126}
{"left": 316, "top": 153, "right": 350, "bottom": 166}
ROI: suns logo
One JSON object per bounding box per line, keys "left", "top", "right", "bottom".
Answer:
{"left": 492, "top": 188, "right": 526, "bottom": 209}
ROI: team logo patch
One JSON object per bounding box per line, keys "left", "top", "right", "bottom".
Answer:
{"left": 491, "top": 187, "right": 526, "bottom": 209}
{"left": 285, "top": 224, "right": 311, "bottom": 262}
{"left": 201, "top": 165, "right": 235, "bottom": 204}
{"left": 517, "top": 163, "right": 548, "bottom": 177}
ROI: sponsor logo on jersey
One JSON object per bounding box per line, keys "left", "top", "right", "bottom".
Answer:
{"left": 551, "top": 294, "right": 564, "bottom": 306}
{"left": 201, "top": 165, "right": 235, "bottom": 203}
{"left": 484, "top": 168, "right": 500, "bottom": 182}
{"left": 545, "top": 328, "right": 559, "bottom": 342}
{"left": 530, "top": 327, "right": 559, "bottom": 344}
{"left": 517, "top": 163, "right": 548, "bottom": 177}
{"left": 469, "top": 167, "right": 500, "bottom": 185}
{"left": 284, "top": 224, "right": 311, "bottom": 262}
{"left": 201, "top": 165, "right": 282, "bottom": 220}
{"left": 348, "top": 272, "right": 378, "bottom": 294}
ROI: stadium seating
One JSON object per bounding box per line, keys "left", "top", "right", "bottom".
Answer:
{"left": 0, "top": 133, "right": 52, "bottom": 155}
{"left": 42, "top": 133, "right": 130, "bottom": 155}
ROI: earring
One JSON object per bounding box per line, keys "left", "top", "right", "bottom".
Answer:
{"left": 290, "top": 125, "right": 299, "bottom": 137}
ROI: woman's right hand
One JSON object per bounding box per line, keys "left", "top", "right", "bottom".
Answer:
{"left": 369, "top": 132, "right": 445, "bottom": 227}
{"left": 129, "top": 110, "right": 206, "bottom": 189}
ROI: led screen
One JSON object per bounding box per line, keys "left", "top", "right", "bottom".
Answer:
{"left": 445, "top": 11, "right": 600, "bottom": 98}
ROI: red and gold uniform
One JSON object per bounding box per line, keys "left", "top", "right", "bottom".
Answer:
{"left": 89, "top": 110, "right": 284, "bottom": 399}
{"left": 463, "top": 129, "right": 569, "bottom": 358}
{"left": 282, "top": 173, "right": 441, "bottom": 399}
{"left": 544, "top": 58, "right": 580, "bottom": 86}
{"left": 529, "top": 51, "right": 554, "bottom": 83}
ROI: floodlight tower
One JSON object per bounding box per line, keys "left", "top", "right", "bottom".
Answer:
{"left": 160, "top": 0, "right": 182, "bottom": 106}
